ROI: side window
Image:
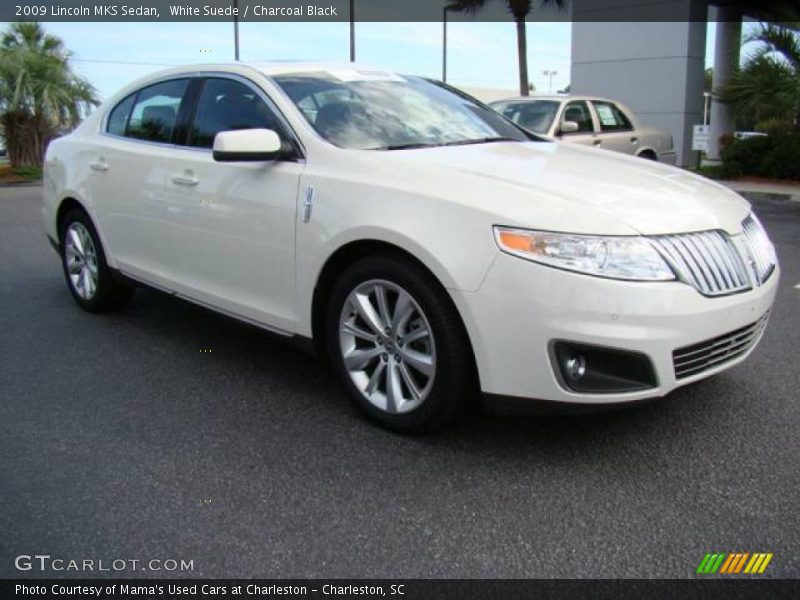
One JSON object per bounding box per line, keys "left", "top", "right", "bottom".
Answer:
{"left": 499, "top": 104, "right": 518, "bottom": 121}
{"left": 106, "top": 94, "right": 135, "bottom": 136}
{"left": 188, "top": 78, "right": 279, "bottom": 148}
{"left": 593, "top": 101, "right": 633, "bottom": 132}
{"left": 561, "top": 101, "right": 594, "bottom": 133}
{"left": 127, "top": 79, "right": 188, "bottom": 143}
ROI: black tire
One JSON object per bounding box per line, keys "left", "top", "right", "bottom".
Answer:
{"left": 59, "top": 208, "right": 134, "bottom": 312}
{"left": 325, "top": 254, "right": 475, "bottom": 433}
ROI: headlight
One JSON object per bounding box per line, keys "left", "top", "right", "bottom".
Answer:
{"left": 494, "top": 226, "right": 675, "bottom": 281}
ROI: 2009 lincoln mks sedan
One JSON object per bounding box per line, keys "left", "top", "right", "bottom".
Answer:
{"left": 44, "top": 62, "right": 778, "bottom": 431}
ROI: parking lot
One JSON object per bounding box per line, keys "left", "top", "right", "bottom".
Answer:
{"left": 1, "top": 184, "right": 798, "bottom": 578}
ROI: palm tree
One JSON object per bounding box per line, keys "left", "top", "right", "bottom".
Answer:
{"left": 749, "top": 21, "right": 800, "bottom": 70}
{"left": 719, "top": 56, "right": 797, "bottom": 129}
{"left": 448, "top": 0, "right": 568, "bottom": 96}
{"left": 719, "top": 19, "right": 800, "bottom": 130}
{"left": 0, "top": 22, "right": 99, "bottom": 167}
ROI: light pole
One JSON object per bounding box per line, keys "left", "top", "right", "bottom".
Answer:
{"left": 349, "top": 0, "right": 355, "bottom": 62}
{"left": 233, "top": 0, "right": 240, "bottom": 61}
{"left": 442, "top": 5, "right": 452, "bottom": 82}
{"left": 542, "top": 70, "right": 557, "bottom": 94}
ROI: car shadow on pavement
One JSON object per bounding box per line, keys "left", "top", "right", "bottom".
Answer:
{"left": 106, "top": 284, "right": 744, "bottom": 466}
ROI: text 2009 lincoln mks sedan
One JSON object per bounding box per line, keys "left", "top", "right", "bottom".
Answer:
{"left": 43, "top": 62, "right": 778, "bottom": 431}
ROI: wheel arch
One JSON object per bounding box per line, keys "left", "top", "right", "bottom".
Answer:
{"left": 636, "top": 148, "right": 658, "bottom": 161}
{"left": 310, "top": 239, "right": 480, "bottom": 386}
{"left": 55, "top": 197, "right": 88, "bottom": 244}
{"left": 53, "top": 195, "right": 119, "bottom": 269}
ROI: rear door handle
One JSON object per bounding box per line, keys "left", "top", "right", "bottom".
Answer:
{"left": 593, "top": 139, "right": 602, "bottom": 146}
{"left": 171, "top": 171, "right": 198, "bottom": 187}
{"left": 630, "top": 136, "right": 639, "bottom": 144}
{"left": 89, "top": 159, "right": 108, "bottom": 172}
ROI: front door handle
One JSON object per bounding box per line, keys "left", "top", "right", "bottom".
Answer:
{"left": 89, "top": 159, "right": 108, "bottom": 172}
{"left": 630, "top": 136, "right": 639, "bottom": 144}
{"left": 171, "top": 171, "right": 198, "bottom": 187}
{"left": 593, "top": 139, "right": 602, "bottom": 146}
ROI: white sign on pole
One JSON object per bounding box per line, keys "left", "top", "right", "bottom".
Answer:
{"left": 692, "top": 124, "right": 710, "bottom": 152}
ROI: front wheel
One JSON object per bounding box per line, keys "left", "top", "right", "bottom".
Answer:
{"left": 325, "top": 255, "right": 474, "bottom": 432}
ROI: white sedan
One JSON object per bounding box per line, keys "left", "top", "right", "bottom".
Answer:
{"left": 489, "top": 95, "right": 677, "bottom": 164}
{"left": 43, "top": 62, "right": 777, "bottom": 431}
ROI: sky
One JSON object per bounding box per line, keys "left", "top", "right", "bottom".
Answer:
{"left": 6, "top": 20, "right": 721, "bottom": 101}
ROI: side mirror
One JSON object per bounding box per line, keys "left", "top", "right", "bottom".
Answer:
{"left": 559, "top": 121, "right": 579, "bottom": 135}
{"left": 213, "top": 128, "right": 282, "bottom": 162}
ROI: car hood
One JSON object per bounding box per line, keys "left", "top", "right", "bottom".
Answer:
{"left": 362, "top": 141, "right": 750, "bottom": 236}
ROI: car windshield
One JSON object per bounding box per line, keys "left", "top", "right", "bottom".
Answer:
{"left": 495, "top": 100, "right": 561, "bottom": 134}
{"left": 272, "top": 70, "right": 532, "bottom": 150}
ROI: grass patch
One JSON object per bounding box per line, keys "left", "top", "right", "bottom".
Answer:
{"left": 0, "top": 163, "right": 42, "bottom": 183}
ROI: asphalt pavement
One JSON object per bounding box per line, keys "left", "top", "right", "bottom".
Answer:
{"left": 1, "top": 184, "right": 798, "bottom": 579}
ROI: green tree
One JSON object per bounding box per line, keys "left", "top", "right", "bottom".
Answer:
{"left": 0, "top": 22, "right": 99, "bottom": 167}
{"left": 719, "top": 20, "right": 800, "bottom": 131}
{"left": 448, "top": 0, "right": 568, "bottom": 97}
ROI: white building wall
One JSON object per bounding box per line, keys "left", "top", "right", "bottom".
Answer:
{"left": 571, "top": 8, "right": 707, "bottom": 166}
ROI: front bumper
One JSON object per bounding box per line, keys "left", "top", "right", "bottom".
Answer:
{"left": 451, "top": 252, "right": 779, "bottom": 407}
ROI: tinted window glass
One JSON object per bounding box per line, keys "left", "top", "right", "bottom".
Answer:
{"left": 561, "top": 101, "right": 594, "bottom": 133}
{"left": 593, "top": 101, "right": 633, "bottom": 132}
{"left": 273, "top": 71, "right": 529, "bottom": 150}
{"left": 127, "top": 79, "right": 188, "bottom": 143}
{"left": 107, "top": 94, "right": 135, "bottom": 136}
{"left": 189, "top": 78, "right": 278, "bottom": 148}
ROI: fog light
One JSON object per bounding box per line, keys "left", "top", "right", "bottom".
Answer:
{"left": 551, "top": 341, "right": 657, "bottom": 394}
{"left": 565, "top": 356, "right": 586, "bottom": 381}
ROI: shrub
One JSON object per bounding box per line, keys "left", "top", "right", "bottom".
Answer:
{"left": 755, "top": 118, "right": 795, "bottom": 136}
{"left": 720, "top": 134, "right": 800, "bottom": 181}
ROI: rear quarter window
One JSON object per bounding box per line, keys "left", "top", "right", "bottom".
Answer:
{"left": 106, "top": 94, "right": 135, "bottom": 137}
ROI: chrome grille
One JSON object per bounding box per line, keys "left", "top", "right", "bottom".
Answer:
{"left": 649, "top": 230, "right": 751, "bottom": 297}
{"left": 741, "top": 214, "right": 776, "bottom": 284}
{"left": 672, "top": 312, "right": 770, "bottom": 380}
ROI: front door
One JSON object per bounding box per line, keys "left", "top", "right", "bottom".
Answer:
{"left": 162, "top": 76, "right": 304, "bottom": 333}
{"left": 557, "top": 100, "right": 599, "bottom": 147}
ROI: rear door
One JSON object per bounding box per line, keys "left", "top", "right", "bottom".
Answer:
{"left": 160, "top": 75, "right": 304, "bottom": 333}
{"left": 89, "top": 78, "right": 190, "bottom": 287}
{"left": 590, "top": 100, "right": 638, "bottom": 155}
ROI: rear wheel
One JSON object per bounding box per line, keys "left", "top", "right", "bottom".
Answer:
{"left": 60, "top": 208, "right": 133, "bottom": 312}
{"left": 639, "top": 150, "right": 658, "bottom": 161}
{"left": 325, "top": 255, "right": 474, "bottom": 432}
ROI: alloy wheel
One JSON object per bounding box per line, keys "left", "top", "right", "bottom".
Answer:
{"left": 64, "top": 222, "right": 99, "bottom": 300}
{"left": 338, "top": 279, "right": 436, "bottom": 414}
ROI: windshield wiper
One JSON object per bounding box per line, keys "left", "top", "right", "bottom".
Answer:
{"left": 373, "top": 137, "right": 521, "bottom": 151}
{"left": 442, "top": 136, "right": 522, "bottom": 147}
{"left": 373, "top": 142, "right": 442, "bottom": 151}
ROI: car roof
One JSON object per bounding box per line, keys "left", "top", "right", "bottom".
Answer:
{"left": 103, "top": 61, "right": 402, "bottom": 105}
{"left": 137, "top": 61, "right": 395, "bottom": 80}
{"left": 490, "top": 95, "right": 617, "bottom": 105}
